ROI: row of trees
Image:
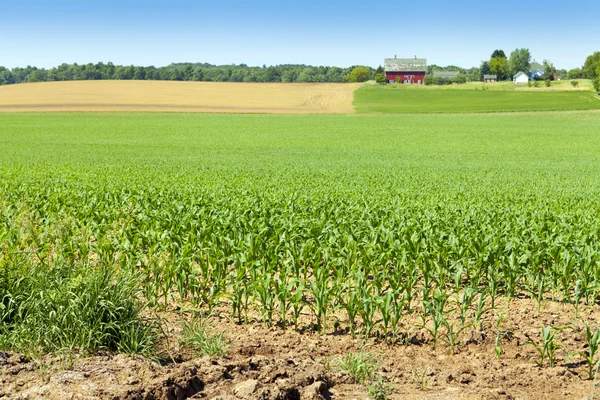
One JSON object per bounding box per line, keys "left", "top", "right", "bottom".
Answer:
{"left": 0, "top": 62, "right": 379, "bottom": 85}
{"left": 1, "top": 52, "right": 598, "bottom": 88}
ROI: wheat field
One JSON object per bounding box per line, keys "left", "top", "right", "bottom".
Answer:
{"left": 0, "top": 80, "right": 360, "bottom": 113}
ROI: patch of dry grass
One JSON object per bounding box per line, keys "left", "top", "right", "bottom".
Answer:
{"left": 0, "top": 80, "right": 360, "bottom": 114}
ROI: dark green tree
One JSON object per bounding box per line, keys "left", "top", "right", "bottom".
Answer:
{"left": 491, "top": 49, "right": 506, "bottom": 59}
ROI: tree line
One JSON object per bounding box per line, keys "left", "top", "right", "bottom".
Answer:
{"left": 0, "top": 62, "right": 374, "bottom": 85}
{"left": 1, "top": 51, "right": 598, "bottom": 89}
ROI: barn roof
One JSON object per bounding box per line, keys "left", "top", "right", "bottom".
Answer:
{"left": 433, "top": 70, "right": 459, "bottom": 78}
{"left": 484, "top": 74, "right": 497, "bottom": 79}
{"left": 384, "top": 58, "right": 427, "bottom": 72}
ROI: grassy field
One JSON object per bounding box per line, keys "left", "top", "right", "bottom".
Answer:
{"left": 354, "top": 84, "right": 600, "bottom": 114}
{"left": 0, "top": 80, "right": 359, "bottom": 113}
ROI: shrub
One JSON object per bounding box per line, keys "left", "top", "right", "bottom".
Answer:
{"left": 571, "top": 81, "right": 579, "bottom": 87}
{"left": 347, "top": 67, "right": 371, "bottom": 83}
{"left": 533, "top": 80, "right": 540, "bottom": 87}
{"left": 527, "top": 81, "right": 533, "bottom": 87}
{"left": 544, "top": 80, "right": 551, "bottom": 87}
{"left": 594, "top": 77, "right": 600, "bottom": 93}
{"left": 374, "top": 73, "right": 387, "bottom": 85}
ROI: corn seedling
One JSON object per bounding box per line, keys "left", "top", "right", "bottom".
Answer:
{"left": 523, "top": 326, "right": 569, "bottom": 367}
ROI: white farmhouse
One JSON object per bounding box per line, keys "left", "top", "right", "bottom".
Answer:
{"left": 513, "top": 71, "right": 529, "bottom": 84}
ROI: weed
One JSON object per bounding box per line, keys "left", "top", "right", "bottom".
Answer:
{"left": 334, "top": 351, "right": 379, "bottom": 385}
{"left": 181, "top": 318, "right": 228, "bottom": 357}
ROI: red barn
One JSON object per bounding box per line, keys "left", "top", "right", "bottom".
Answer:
{"left": 484, "top": 74, "right": 497, "bottom": 83}
{"left": 385, "top": 57, "right": 427, "bottom": 84}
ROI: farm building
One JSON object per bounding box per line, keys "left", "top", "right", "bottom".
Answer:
{"left": 484, "top": 74, "right": 497, "bottom": 83}
{"left": 384, "top": 57, "right": 427, "bottom": 84}
{"left": 529, "top": 61, "right": 544, "bottom": 80}
{"left": 433, "top": 70, "right": 459, "bottom": 79}
{"left": 513, "top": 71, "right": 529, "bottom": 84}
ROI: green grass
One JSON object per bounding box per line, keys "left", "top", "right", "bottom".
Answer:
{"left": 354, "top": 85, "right": 600, "bottom": 113}
{"left": 1, "top": 112, "right": 600, "bottom": 356}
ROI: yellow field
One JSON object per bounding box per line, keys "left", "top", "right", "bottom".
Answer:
{"left": 0, "top": 81, "right": 360, "bottom": 114}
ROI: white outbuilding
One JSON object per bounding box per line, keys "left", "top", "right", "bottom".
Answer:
{"left": 513, "top": 71, "right": 529, "bottom": 84}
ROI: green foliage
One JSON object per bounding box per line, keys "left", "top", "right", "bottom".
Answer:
{"left": 594, "top": 77, "right": 600, "bottom": 93}
{"left": 0, "top": 62, "right": 357, "bottom": 85}
{"left": 333, "top": 352, "right": 379, "bottom": 384}
{"left": 181, "top": 318, "right": 228, "bottom": 357}
{"left": 583, "top": 52, "right": 600, "bottom": 79}
{"left": 567, "top": 323, "right": 600, "bottom": 380}
{"left": 0, "top": 257, "right": 157, "bottom": 357}
{"left": 480, "top": 61, "right": 491, "bottom": 80}
{"left": 508, "top": 48, "right": 532, "bottom": 77}
{"left": 523, "top": 326, "right": 569, "bottom": 367}
{"left": 347, "top": 66, "right": 372, "bottom": 83}
{"left": 489, "top": 57, "right": 509, "bottom": 80}
{"left": 571, "top": 81, "right": 580, "bottom": 87}
{"left": 424, "top": 74, "right": 466, "bottom": 86}
{"left": 568, "top": 68, "right": 584, "bottom": 80}
{"left": 543, "top": 60, "right": 556, "bottom": 80}
{"left": 367, "top": 376, "right": 392, "bottom": 400}
{"left": 545, "top": 80, "right": 551, "bottom": 87}
{"left": 374, "top": 73, "right": 387, "bottom": 84}
{"left": 491, "top": 50, "right": 506, "bottom": 59}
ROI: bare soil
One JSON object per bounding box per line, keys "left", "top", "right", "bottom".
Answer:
{"left": 0, "top": 81, "right": 360, "bottom": 114}
{"left": 2, "top": 295, "right": 599, "bottom": 400}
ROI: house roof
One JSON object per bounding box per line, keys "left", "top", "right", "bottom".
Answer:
{"left": 484, "top": 75, "right": 497, "bottom": 79}
{"left": 384, "top": 58, "right": 427, "bottom": 72}
{"left": 514, "top": 71, "right": 529, "bottom": 79}
{"left": 530, "top": 61, "right": 543, "bottom": 71}
{"left": 433, "top": 70, "right": 459, "bottom": 78}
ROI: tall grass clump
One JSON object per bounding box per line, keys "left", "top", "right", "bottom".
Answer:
{"left": 0, "top": 259, "right": 157, "bottom": 357}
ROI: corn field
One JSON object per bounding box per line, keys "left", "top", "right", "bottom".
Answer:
{"left": 1, "top": 112, "right": 600, "bottom": 354}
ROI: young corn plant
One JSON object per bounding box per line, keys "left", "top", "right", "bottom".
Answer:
{"left": 566, "top": 323, "right": 600, "bottom": 380}
{"left": 523, "top": 326, "right": 569, "bottom": 367}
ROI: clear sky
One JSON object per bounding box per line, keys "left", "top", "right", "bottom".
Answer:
{"left": 2, "top": 0, "right": 598, "bottom": 70}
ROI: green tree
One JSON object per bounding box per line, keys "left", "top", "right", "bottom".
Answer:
{"left": 542, "top": 60, "right": 557, "bottom": 80}
{"left": 567, "top": 68, "right": 584, "bottom": 79}
{"left": 583, "top": 52, "right": 600, "bottom": 79}
{"left": 489, "top": 57, "right": 509, "bottom": 80}
{"left": 347, "top": 66, "right": 371, "bottom": 83}
{"left": 480, "top": 61, "right": 491, "bottom": 81}
{"left": 508, "top": 48, "right": 531, "bottom": 77}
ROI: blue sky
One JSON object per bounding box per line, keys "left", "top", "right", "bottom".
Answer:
{"left": 2, "top": 0, "right": 598, "bottom": 70}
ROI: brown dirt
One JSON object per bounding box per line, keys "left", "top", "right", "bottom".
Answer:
{"left": 2, "top": 295, "right": 600, "bottom": 400}
{"left": 0, "top": 81, "right": 360, "bottom": 114}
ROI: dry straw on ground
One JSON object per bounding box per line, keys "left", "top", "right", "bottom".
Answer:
{"left": 0, "top": 81, "right": 360, "bottom": 114}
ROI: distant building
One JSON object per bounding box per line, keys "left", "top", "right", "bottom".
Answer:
{"left": 433, "top": 70, "right": 460, "bottom": 79}
{"left": 384, "top": 57, "right": 427, "bottom": 84}
{"left": 513, "top": 71, "right": 529, "bottom": 84}
{"left": 484, "top": 74, "right": 497, "bottom": 83}
{"left": 529, "top": 61, "right": 544, "bottom": 80}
